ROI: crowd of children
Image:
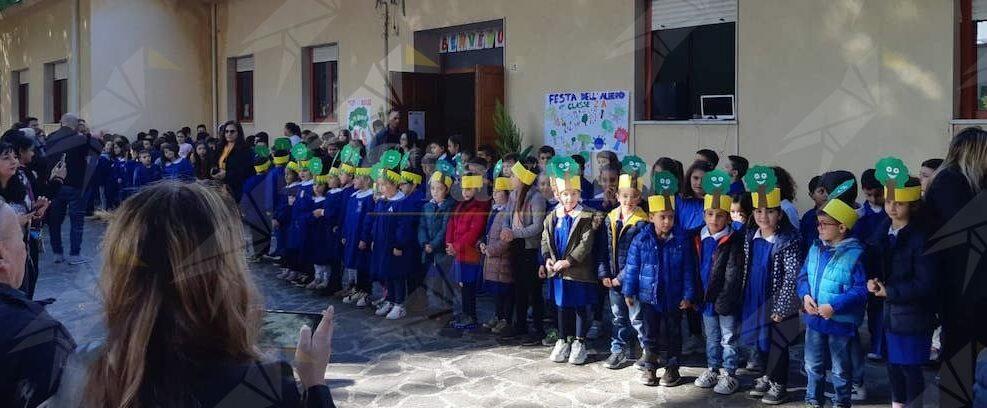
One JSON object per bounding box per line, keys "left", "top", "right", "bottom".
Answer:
{"left": 103, "top": 122, "right": 947, "bottom": 407}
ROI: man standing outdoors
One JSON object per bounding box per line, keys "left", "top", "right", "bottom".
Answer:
{"left": 372, "top": 108, "right": 406, "bottom": 149}
{"left": 43, "top": 113, "right": 102, "bottom": 265}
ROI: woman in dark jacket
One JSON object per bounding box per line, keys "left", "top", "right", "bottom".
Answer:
{"left": 214, "top": 121, "right": 256, "bottom": 201}
{"left": 49, "top": 182, "right": 335, "bottom": 407}
{"left": 923, "top": 127, "right": 987, "bottom": 407}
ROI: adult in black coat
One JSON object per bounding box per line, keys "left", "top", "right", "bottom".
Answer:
{"left": 214, "top": 121, "right": 256, "bottom": 202}
{"left": 923, "top": 127, "right": 987, "bottom": 407}
{"left": 371, "top": 108, "right": 406, "bottom": 149}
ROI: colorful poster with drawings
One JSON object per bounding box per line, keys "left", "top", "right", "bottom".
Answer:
{"left": 544, "top": 90, "right": 630, "bottom": 161}
{"left": 345, "top": 98, "right": 373, "bottom": 142}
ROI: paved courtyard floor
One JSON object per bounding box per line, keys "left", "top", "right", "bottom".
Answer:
{"left": 35, "top": 220, "right": 938, "bottom": 407}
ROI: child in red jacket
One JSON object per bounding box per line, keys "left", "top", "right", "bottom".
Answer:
{"left": 445, "top": 172, "right": 492, "bottom": 329}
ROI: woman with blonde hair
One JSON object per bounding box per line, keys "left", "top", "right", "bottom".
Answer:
{"left": 51, "top": 181, "right": 335, "bottom": 407}
{"left": 924, "top": 126, "right": 987, "bottom": 408}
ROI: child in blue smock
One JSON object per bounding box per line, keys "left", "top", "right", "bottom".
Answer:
{"left": 341, "top": 167, "right": 375, "bottom": 307}
{"left": 542, "top": 161, "right": 598, "bottom": 366}
{"left": 160, "top": 143, "right": 194, "bottom": 182}
{"left": 364, "top": 166, "right": 415, "bottom": 320}
{"left": 865, "top": 175, "right": 935, "bottom": 408}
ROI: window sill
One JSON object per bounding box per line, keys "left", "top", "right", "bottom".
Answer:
{"left": 950, "top": 119, "right": 987, "bottom": 125}
{"left": 634, "top": 119, "right": 737, "bottom": 126}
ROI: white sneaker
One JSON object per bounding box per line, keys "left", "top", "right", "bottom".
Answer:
{"left": 549, "top": 339, "right": 571, "bottom": 363}
{"left": 386, "top": 304, "right": 406, "bottom": 320}
{"left": 342, "top": 290, "right": 356, "bottom": 304}
{"left": 375, "top": 301, "right": 393, "bottom": 316}
{"left": 568, "top": 339, "right": 588, "bottom": 365}
{"left": 693, "top": 368, "right": 718, "bottom": 388}
{"left": 355, "top": 293, "right": 370, "bottom": 308}
{"left": 713, "top": 369, "right": 739, "bottom": 395}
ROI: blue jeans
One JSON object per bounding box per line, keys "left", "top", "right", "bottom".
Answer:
{"left": 850, "top": 330, "right": 866, "bottom": 385}
{"left": 805, "top": 328, "right": 853, "bottom": 407}
{"left": 609, "top": 289, "right": 635, "bottom": 354}
{"left": 48, "top": 186, "right": 85, "bottom": 256}
{"left": 386, "top": 278, "right": 407, "bottom": 305}
{"left": 702, "top": 314, "right": 739, "bottom": 374}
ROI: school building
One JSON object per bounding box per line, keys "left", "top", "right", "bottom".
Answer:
{"left": 0, "top": 0, "right": 976, "bottom": 208}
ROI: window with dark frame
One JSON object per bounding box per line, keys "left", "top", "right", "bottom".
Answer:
{"left": 234, "top": 56, "right": 254, "bottom": 122}
{"left": 643, "top": 0, "right": 736, "bottom": 121}
{"left": 16, "top": 71, "right": 29, "bottom": 123}
{"left": 959, "top": 0, "right": 987, "bottom": 118}
{"left": 310, "top": 44, "right": 338, "bottom": 122}
{"left": 52, "top": 61, "right": 68, "bottom": 123}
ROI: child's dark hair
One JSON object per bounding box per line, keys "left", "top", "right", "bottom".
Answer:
{"left": 538, "top": 145, "right": 556, "bottom": 156}
{"left": 447, "top": 134, "right": 462, "bottom": 149}
{"left": 0, "top": 142, "right": 27, "bottom": 203}
{"left": 683, "top": 160, "right": 714, "bottom": 199}
{"left": 467, "top": 156, "right": 488, "bottom": 169}
{"left": 571, "top": 154, "right": 586, "bottom": 172}
{"left": 732, "top": 192, "right": 753, "bottom": 216}
{"left": 807, "top": 175, "right": 822, "bottom": 195}
{"left": 255, "top": 131, "right": 269, "bottom": 145}
{"left": 502, "top": 152, "right": 520, "bottom": 164}
{"left": 921, "top": 158, "right": 943, "bottom": 170}
{"left": 597, "top": 150, "right": 620, "bottom": 172}
{"left": 478, "top": 144, "right": 498, "bottom": 160}
{"left": 772, "top": 166, "right": 797, "bottom": 201}
{"left": 821, "top": 170, "right": 858, "bottom": 203}
{"left": 696, "top": 149, "right": 719, "bottom": 167}
{"left": 728, "top": 155, "right": 749, "bottom": 178}
{"left": 861, "top": 168, "right": 881, "bottom": 190}
{"left": 284, "top": 122, "right": 301, "bottom": 136}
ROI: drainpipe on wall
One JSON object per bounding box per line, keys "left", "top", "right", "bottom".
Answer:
{"left": 70, "top": 0, "right": 80, "bottom": 113}
{"left": 211, "top": 2, "right": 218, "bottom": 128}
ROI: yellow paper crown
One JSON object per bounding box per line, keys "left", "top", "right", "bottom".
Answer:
{"left": 822, "top": 199, "right": 859, "bottom": 229}
{"left": 299, "top": 159, "right": 310, "bottom": 169}
{"left": 554, "top": 175, "right": 582, "bottom": 192}
{"left": 377, "top": 169, "right": 402, "bottom": 184}
{"left": 328, "top": 167, "right": 341, "bottom": 176}
{"left": 286, "top": 162, "right": 301, "bottom": 172}
{"left": 752, "top": 188, "right": 782, "bottom": 209}
{"left": 704, "top": 194, "right": 732, "bottom": 212}
{"left": 340, "top": 163, "right": 356, "bottom": 174}
{"left": 647, "top": 195, "right": 675, "bottom": 212}
{"left": 886, "top": 185, "right": 921, "bottom": 203}
{"left": 401, "top": 170, "right": 423, "bottom": 185}
{"left": 354, "top": 167, "right": 372, "bottom": 177}
{"left": 314, "top": 174, "right": 330, "bottom": 185}
{"left": 618, "top": 174, "right": 643, "bottom": 191}
{"left": 254, "top": 161, "right": 271, "bottom": 174}
{"left": 461, "top": 175, "right": 484, "bottom": 189}
{"left": 431, "top": 171, "right": 453, "bottom": 188}
{"left": 494, "top": 177, "right": 511, "bottom": 191}
{"left": 512, "top": 161, "right": 537, "bottom": 186}
{"left": 273, "top": 155, "right": 290, "bottom": 166}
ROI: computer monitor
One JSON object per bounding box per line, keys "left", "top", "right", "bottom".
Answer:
{"left": 700, "top": 95, "right": 735, "bottom": 120}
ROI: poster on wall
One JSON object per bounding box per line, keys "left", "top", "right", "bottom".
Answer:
{"left": 544, "top": 90, "right": 630, "bottom": 166}
{"left": 408, "top": 111, "right": 425, "bottom": 141}
{"left": 345, "top": 98, "right": 374, "bottom": 142}
{"left": 438, "top": 28, "right": 505, "bottom": 54}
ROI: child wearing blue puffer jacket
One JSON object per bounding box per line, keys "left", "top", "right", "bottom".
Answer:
{"left": 622, "top": 173, "right": 696, "bottom": 388}
{"left": 797, "top": 177, "right": 868, "bottom": 408}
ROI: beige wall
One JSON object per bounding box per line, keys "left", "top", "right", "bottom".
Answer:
{"left": 217, "top": 0, "right": 636, "bottom": 141}
{"left": 86, "top": 0, "right": 212, "bottom": 136}
{"left": 737, "top": 0, "right": 954, "bottom": 210}
{"left": 0, "top": 0, "right": 74, "bottom": 129}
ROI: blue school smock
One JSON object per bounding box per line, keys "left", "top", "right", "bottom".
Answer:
{"left": 739, "top": 233, "right": 774, "bottom": 352}
{"left": 302, "top": 196, "right": 332, "bottom": 265}
{"left": 342, "top": 189, "right": 374, "bottom": 271}
{"left": 852, "top": 202, "right": 888, "bottom": 240}
{"left": 365, "top": 191, "right": 414, "bottom": 282}
{"left": 272, "top": 181, "right": 300, "bottom": 257}
{"left": 131, "top": 164, "right": 161, "bottom": 189}
{"left": 162, "top": 158, "right": 194, "bottom": 182}
{"left": 284, "top": 181, "right": 315, "bottom": 252}
{"left": 551, "top": 213, "right": 598, "bottom": 307}
{"left": 455, "top": 261, "right": 483, "bottom": 285}
{"left": 324, "top": 186, "right": 355, "bottom": 263}
{"left": 677, "top": 196, "right": 705, "bottom": 231}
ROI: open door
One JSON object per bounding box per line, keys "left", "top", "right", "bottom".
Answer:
{"left": 474, "top": 65, "right": 505, "bottom": 149}
{"left": 389, "top": 71, "right": 441, "bottom": 146}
